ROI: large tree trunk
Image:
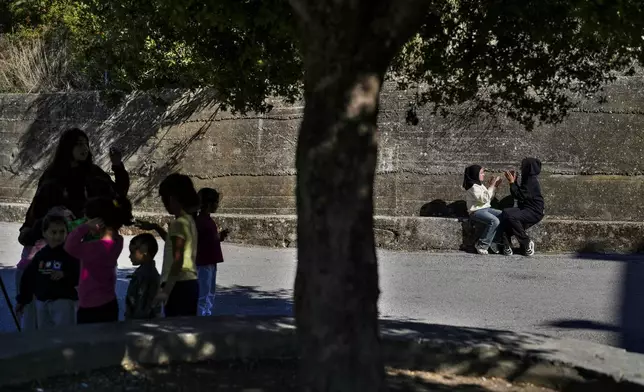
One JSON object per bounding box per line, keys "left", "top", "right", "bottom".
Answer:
{"left": 291, "top": 1, "right": 431, "bottom": 390}
{"left": 294, "top": 39, "right": 390, "bottom": 392}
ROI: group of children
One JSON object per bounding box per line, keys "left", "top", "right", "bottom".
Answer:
{"left": 463, "top": 157, "right": 545, "bottom": 256}
{"left": 14, "top": 173, "right": 226, "bottom": 330}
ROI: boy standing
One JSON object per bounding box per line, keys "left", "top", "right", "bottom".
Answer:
{"left": 125, "top": 233, "right": 161, "bottom": 320}
{"left": 16, "top": 214, "right": 80, "bottom": 329}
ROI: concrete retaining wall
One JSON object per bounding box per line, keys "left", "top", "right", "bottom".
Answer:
{"left": 1, "top": 203, "right": 642, "bottom": 253}
{"left": 0, "top": 76, "right": 644, "bottom": 221}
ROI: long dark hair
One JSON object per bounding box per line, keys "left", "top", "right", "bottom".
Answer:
{"left": 48, "top": 128, "right": 93, "bottom": 175}
{"left": 159, "top": 173, "right": 200, "bottom": 214}
{"left": 463, "top": 165, "right": 483, "bottom": 190}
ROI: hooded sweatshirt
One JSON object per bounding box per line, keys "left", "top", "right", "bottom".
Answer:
{"left": 463, "top": 165, "right": 496, "bottom": 213}
{"left": 510, "top": 158, "right": 545, "bottom": 215}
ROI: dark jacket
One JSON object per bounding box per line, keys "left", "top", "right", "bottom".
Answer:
{"left": 125, "top": 262, "right": 161, "bottom": 320}
{"left": 19, "top": 162, "right": 130, "bottom": 246}
{"left": 17, "top": 245, "right": 80, "bottom": 304}
{"left": 510, "top": 158, "right": 545, "bottom": 215}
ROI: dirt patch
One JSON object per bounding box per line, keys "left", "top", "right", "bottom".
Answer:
{"left": 5, "top": 359, "right": 557, "bottom": 392}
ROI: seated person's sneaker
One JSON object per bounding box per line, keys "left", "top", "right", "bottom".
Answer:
{"left": 475, "top": 242, "right": 489, "bottom": 255}
{"left": 502, "top": 237, "right": 513, "bottom": 256}
{"left": 525, "top": 240, "right": 535, "bottom": 257}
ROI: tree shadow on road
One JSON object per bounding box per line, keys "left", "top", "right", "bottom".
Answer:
{"left": 543, "top": 247, "right": 644, "bottom": 354}
{"left": 213, "top": 285, "right": 293, "bottom": 317}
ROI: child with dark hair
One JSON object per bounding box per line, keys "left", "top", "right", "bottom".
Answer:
{"left": 195, "top": 188, "right": 228, "bottom": 316}
{"left": 15, "top": 214, "right": 80, "bottom": 329}
{"left": 65, "top": 196, "right": 133, "bottom": 324}
{"left": 502, "top": 158, "right": 546, "bottom": 257}
{"left": 136, "top": 173, "right": 199, "bottom": 317}
{"left": 463, "top": 165, "right": 503, "bottom": 254}
{"left": 15, "top": 206, "right": 74, "bottom": 330}
{"left": 125, "top": 233, "right": 161, "bottom": 320}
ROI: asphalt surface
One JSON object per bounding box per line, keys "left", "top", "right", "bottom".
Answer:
{"left": 0, "top": 222, "right": 633, "bottom": 349}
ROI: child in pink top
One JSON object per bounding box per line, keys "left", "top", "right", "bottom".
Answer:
{"left": 65, "top": 197, "right": 132, "bottom": 324}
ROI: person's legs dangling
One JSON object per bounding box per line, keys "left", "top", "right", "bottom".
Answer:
{"left": 470, "top": 208, "right": 502, "bottom": 254}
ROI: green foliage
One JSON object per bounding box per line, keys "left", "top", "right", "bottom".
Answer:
{"left": 389, "top": 0, "right": 644, "bottom": 129}
{"left": 2, "top": 0, "right": 644, "bottom": 127}
{"left": 80, "top": 0, "right": 303, "bottom": 113}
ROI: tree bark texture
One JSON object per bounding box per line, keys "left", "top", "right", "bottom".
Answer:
{"left": 295, "top": 66, "right": 386, "bottom": 392}
{"left": 290, "top": 1, "right": 431, "bottom": 390}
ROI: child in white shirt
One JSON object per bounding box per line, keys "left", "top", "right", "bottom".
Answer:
{"left": 463, "top": 165, "right": 503, "bottom": 254}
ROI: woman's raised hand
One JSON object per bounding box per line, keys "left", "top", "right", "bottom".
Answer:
{"left": 109, "top": 147, "right": 123, "bottom": 166}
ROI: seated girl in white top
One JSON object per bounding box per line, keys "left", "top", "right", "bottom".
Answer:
{"left": 463, "top": 165, "right": 503, "bottom": 255}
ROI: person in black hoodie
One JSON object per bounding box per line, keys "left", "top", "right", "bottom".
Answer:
{"left": 19, "top": 128, "right": 130, "bottom": 247}
{"left": 501, "top": 157, "right": 545, "bottom": 257}
{"left": 16, "top": 213, "right": 80, "bottom": 329}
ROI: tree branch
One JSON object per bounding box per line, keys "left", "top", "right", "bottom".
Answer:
{"left": 288, "top": 0, "right": 312, "bottom": 25}
{"left": 374, "top": 0, "right": 434, "bottom": 52}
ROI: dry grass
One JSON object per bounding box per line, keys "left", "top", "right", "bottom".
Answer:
{"left": 0, "top": 33, "right": 87, "bottom": 93}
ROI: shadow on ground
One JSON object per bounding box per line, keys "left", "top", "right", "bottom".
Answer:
{"left": 380, "top": 319, "right": 555, "bottom": 383}
{"left": 2, "top": 316, "right": 561, "bottom": 392}
{"left": 213, "top": 285, "right": 293, "bottom": 317}
{"left": 0, "top": 268, "right": 294, "bottom": 334}
{"left": 544, "top": 249, "right": 644, "bottom": 355}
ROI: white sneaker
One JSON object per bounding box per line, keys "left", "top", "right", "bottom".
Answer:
{"left": 489, "top": 243, "right": 500, "bottom": 254}
{"left": 525, "top": 240, "right": 535, "bottom": 257}
{"left": 475, "top": 243, "right": 489, "bottom": 255}
{"left": 502, "top": 238, "right": 513, "bottom": 256}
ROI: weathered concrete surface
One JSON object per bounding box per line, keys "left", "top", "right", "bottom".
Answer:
{"left": 1, "top": 316, "right": 643, "bottom": 391}
{"left": 1, "top": 76, "right": 644, "bottom": 221}
{"left": 1, "top": 202, "right": 644, "bottom": 252}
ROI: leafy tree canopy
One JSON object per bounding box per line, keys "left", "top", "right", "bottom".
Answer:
{"left": 2, "top": 0, "right": 644, "bottom": 126}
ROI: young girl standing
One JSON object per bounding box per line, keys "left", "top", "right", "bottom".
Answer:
{"left": 137, "top": 174, "right": 199, "bottom": 317}
{"left": 65, "top": 197, "right": 133, "bottom": 324}
{"left": 463, "top": 165, "right": 503, "bottom": 254}
{"left": 195, "top": 188, "right": 228, "bottom": 316}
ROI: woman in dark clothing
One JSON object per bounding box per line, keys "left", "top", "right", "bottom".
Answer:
{"left": 19, "top": 128, "right": 130, "bottom": 246}
{"left": 501, "top": 157, "right": 545, "bottom": 257}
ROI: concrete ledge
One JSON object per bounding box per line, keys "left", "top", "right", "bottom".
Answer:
{"left": 1, "top": 316, "right": 643, "bottom": 390}
{"left": 1, "top": 202, "right": 643, "bottom": 253}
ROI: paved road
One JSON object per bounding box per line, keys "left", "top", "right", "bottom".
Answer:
{"left": 0, "top": 222, "right": 634, "bottom": 349}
